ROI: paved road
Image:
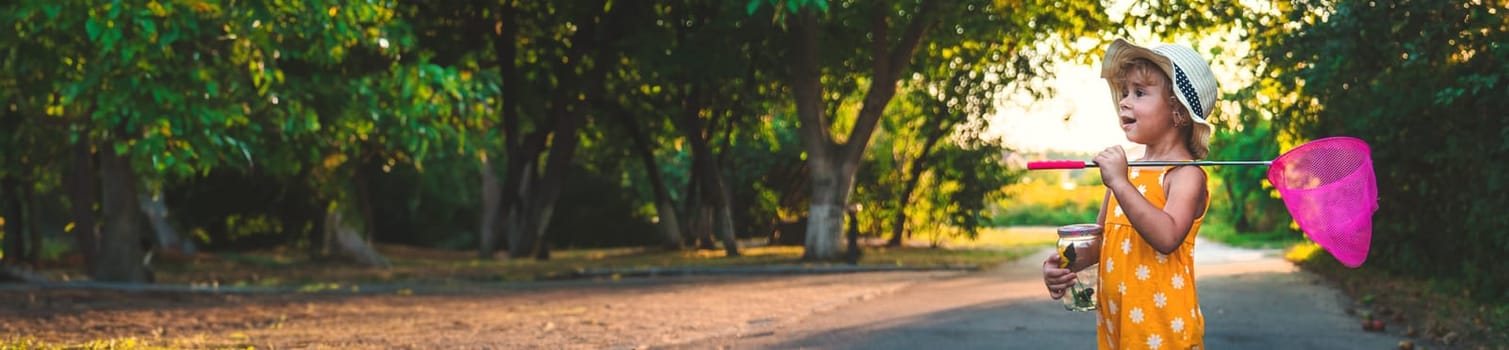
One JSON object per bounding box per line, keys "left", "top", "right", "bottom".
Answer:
{"left": 673, "top": 239, "right": 1404, "bottom": 349}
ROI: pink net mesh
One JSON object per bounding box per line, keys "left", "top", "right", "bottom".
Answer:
{"left": 1267, "top": 137, "right": 1377, "bottom": 267}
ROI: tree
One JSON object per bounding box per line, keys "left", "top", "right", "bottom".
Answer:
{"left": 3, "top": 0, "right": 492, "bottom": 277}
{"left": 4, "top": 0, "right": 280, "bottom": 281}
{"left": 479, "top": 0, "right": 635, "bottom": 260}
{"left": 875, "top": 3, "right": 1060, "bottom": 245}
{"left": 758, "top": 0, "right": 1106, "bottom": 260}
{"left": 630, "top": 0, "right": 791, "bottom": 255}
{"left": 1239, "top": 0, "right": 1509, "bottom": 301}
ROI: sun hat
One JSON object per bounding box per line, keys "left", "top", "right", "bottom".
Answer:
{"left": 1101, "top": 38, "right": 1218, "bottom": 158}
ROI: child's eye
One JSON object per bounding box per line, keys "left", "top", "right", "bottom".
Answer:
{"left": 1134, "top": 89, "right": 1146, "bottom": 97}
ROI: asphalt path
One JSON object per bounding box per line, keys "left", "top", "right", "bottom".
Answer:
{"left": 673, "top": 238, "right": 1404, "bottom": 349}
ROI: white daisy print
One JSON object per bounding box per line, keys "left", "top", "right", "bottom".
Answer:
{"left": 1136, "top": 265, "right": 1151, "bottom": 281}
{"left": 1114, "top": 205, "right": 1123, "bottom": 217}
{"left": 1156, "top": 253, "right": 1168, "bottom": 264}
{"left": 1190, "top": 308, "right": 1197, "bottom": 319}
{"left": 1109, "top": 300, "right": 1118, "bottom": 314}
{"left": 1121, "top": 239, "right": 1131, "bottom": 254}
{"left": 1171, "top": 317, "right": 1185, "bottom": 333}
{"left": 1129, "top": 170, "right": 1140, "bottom": 179}
{"left": 1153, "top": 292, "right": 1168, "bottom": 308}
{"left": 1172, "top": 274, "right": 1186, "bottom": 289}
{"left": 1147, "top": 334, "right": 1163, "bottom": 349}
{"left": 1118, "top": 282, "right": 1127, "bottom": 295}
{"left": 1107, "top": 257, "right": 1115, "bottom": 273}
{"left": 1106, "top": 319, "right": 1115, "bottom": 334}
{"left": 1137, "top": 184, "right": 1147, "bottom": 195}
{"left": 1158, "top": 171, "right": 1168, "bottom": 185}
{"left": 1130, "top": 307, "right": 1144, "bottom": 323}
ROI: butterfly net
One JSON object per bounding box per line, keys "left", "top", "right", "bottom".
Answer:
{"left": 1266, "top": 137, "right": 1378, "bottom": 267}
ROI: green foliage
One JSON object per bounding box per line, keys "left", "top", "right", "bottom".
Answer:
{"left": 1241, "top": 0, "right": 1509, "bottom": 302}
{"left": 992, "top": 165, "right": 1102, "bottom": 226}
{"left": 0, "top": 1, "right": 1315, "bottom": 270}
{"left": 933, "top": 140, "right": 1017, "bottom": 237}
{"left": 1208, "top": 88, "right": 1294, "bottom": 235}
{"left": 746, "top": 0, "right": 828, "bottom": 15}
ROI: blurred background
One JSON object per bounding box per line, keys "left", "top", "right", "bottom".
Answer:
{"left": 0, "top": 0, "right": 1503, "bottom": 313}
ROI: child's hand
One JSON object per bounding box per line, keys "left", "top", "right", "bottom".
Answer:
{"left": 1042, "top": 254, "right": 1077, "bottom": 300}
{"left": 1094, "top": 145, "right": 1130, "bottom": 188}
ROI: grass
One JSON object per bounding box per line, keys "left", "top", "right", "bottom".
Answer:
{"left": 1198, "top": 220, "right": 1305, "bottom": 249}
{"left": 0, "top": 337, "right": 193, "bottom": 350}
{"left": 33, "top": 227, "right": 1056, "bottom": 289}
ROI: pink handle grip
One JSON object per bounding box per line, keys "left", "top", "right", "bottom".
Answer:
{"left": 1027, "top": 160, "right": 1089, "bottom": 170}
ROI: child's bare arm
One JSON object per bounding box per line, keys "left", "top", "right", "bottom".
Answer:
{"left": 1109, "top": 166, "right": 1207, "bottom": 254}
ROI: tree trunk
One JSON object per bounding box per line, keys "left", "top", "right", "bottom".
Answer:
{"left": 354, "top": 160, "right": 377, "bottom": 242}
{"left": 803, "top": 162, "right": 850, "bottom": 260}
{"left": 618, "top": 112, "right": 684, "bottom": 248}
{"left": 888, "top": 130, "right": 945, "bottom": 247}
{"left": 23, "top": 183, "right": 40, "bottom": 263}
{"left": 887, "top": 173, "right": 922, "bottom": 248}
{"left": 96, "top": 149, "right": 147, "bottom": 282}
{"left": 494, "top": 0, "right": 532, "bottom": 260}
{"left": 323, "top": 201, "right": 391, "bottom": 268}
{"left": 790, "top": 5, "right": 937, "bottom": 260}
{"left": 138, "top": 185, "right": 195, "bottom": 254}
{"left": 478, "top": 154, "right": 503, "bottom": 259}
{"left": 676, "top": 92, "right": 740, "bottom": 256}
{"left": 684, "top": 172, "right": 714, "bottom": 249}
{"left": 503, "top": 160, "right": 535, "bottom": 259}
{"left": 0, "top": 110, "right": 29, "bottom": 265}
{"left": 791, "top": 9, "right": 839, "bottom": 260}
{"left": 2, "top": 174, "right": 27, "bottom": 265}
{"left": 696, "top": 206, "right": 716, "bottom": 250}
{"left": 315, "top": 162, "right": 390, "bottom": 268}
{"left": 845, "top": 208, "right": 863, "bottom": 264}
{"left": 501, "top": 110, "right": 579, "bottom": 261}
{"left": 711, "top": 113, "right": 741, "bottom": 257}
{"left": 501, "top": 0, "right": 615, "bottom": 261}
{"left": 66, "top": 139, "right": 100, "bottom": 276}
{"left": 522, "top": 104, "right": 585, "bottom": 261}
{"left": 710, "top": 182, "right": 740, "bottom": 257}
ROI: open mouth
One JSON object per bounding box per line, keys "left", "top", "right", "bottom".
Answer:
{"left": 1120, "top": 116, "right": 1137, "bottom": 126}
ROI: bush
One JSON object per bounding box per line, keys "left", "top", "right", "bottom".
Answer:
{"left": 992, "top": 168, "right": 1101, "bottom": 227}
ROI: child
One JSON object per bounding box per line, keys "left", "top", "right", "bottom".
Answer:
{"left": 1041, "top": 38, "right": 1219, "bottom": 349}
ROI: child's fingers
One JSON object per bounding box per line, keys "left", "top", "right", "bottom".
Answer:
{"left": 1042, "top": 255, "right": 1078, "bottom": 299}
{"left": 1048, "top": 273, "right": 1077, "bottom": 288}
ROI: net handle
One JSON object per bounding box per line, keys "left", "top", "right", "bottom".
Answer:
{"left": 1027, "top": 160, "right": 1272, "bottom": 170}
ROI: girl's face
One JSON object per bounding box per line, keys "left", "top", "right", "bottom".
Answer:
{"left": 1116, "top": 76, "right": 1178, "bottom": 145}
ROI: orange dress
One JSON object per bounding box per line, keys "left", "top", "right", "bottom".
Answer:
{"left": 1097, "top": 166, "right": 1208, "bottom": 349}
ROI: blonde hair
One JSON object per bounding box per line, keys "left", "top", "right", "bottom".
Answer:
{"left": 1114, "top": 58, "right": 1207, "bottom": 159}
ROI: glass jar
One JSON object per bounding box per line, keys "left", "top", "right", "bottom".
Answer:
{"left": 1057, "top": 223, "right": 1103, "bottom": 312}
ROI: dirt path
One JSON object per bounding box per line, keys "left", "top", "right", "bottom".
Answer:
{"left": 674, "top": 239, "right": 1408, "bottom": 349}
{"left": 0, "top": 238, "right": 1409, "bottom": 349}
{"left": 1, "top": 270, "right": 962, "bottom": 349}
